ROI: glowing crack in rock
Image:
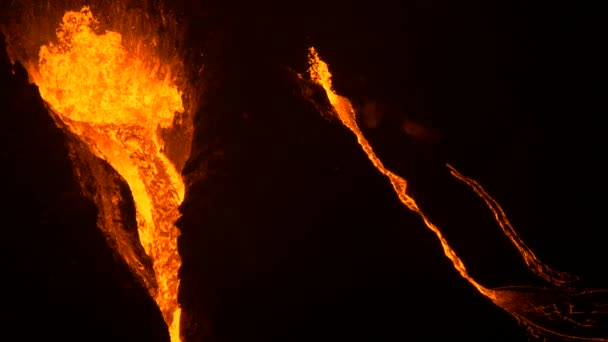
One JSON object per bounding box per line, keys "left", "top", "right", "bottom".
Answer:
{"left": 23, "top": 7, "right": 187, "bottom": 341}
{"left": 306, "top": 46, "right": 608, "bottom": 341}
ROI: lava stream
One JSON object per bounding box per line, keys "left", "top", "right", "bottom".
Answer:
{"left": 25, "top": 7, "right": 186, "bottom": 341}
{"left": 306, "top": 46, "right": 608, "bottom": 341}
{"left": 307, "top": 47, "right": 494, "bottom": 299}
{"left": 447, "top": 164, "right": 578, "bottom": 286}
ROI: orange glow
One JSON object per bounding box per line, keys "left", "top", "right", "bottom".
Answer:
{"left": 307, "top": 47, "right": 494, "bottom": 298}
{"left": 29, "top": 7, "right": 185, "bottom": 341}
{"left": 447, "top": 164, "right": 578, "bottom": 286}
{"left": 306, "top": 47, "right": 608, "bottom": 341}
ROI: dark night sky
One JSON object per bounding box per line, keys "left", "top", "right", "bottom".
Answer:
{"left": 1, "top": 1, "right": 605, "bottom": 341}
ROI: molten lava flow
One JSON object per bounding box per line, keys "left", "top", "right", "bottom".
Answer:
{"left": 29, "top": 7, "right": 184, "bottom": 341}
{"left": 307, "top": 47, "right": 494, "bottom": 298}
{"left": 306, "top": 46, "right": 608, "bottom": 341}
{"left": 447, "top": 164, "right": 578, "bottom": 286}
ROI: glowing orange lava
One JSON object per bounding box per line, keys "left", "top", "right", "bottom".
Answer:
{"left": 28, "top": 7, "right": 184, "bottom": 341}
{"left": 447, "top": 164, "right": 578, "bottom": 287}
{"left": 306, "top": 46, "right": 608, "bottom": 341}
{"left": 307, "top": 47, "right": 494, "bottom": 298}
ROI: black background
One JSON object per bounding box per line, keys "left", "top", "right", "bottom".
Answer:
{"left": 1, "top": 0, "right": 604, "bottom": 341}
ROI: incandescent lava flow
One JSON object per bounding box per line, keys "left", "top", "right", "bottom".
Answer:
{"left": 5, "top": 6, "right": 192, "bottom": 342}
{"left": 306, "top": 46, "right": 608, "bottom": 341}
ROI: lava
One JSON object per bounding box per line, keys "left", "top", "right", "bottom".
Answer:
{"left": 306, "top": 46, "right": 608, "bottom": 341}
{"left": 2, "top": 2, "right": 604, "bottom": 340}
{"left": 20, "top": 7, "right": 188, "bottom": 342}
{"left": 447, "top": 164, "right": 578, "bottom": 287}
{"left": 306, "top": 46, "right": 494, "bottom": 298}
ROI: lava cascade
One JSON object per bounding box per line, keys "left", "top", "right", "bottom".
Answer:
{"left": 14, "top": 7, "right": 190, "bottom": 342}
{"left": 306, "top": 46, "right": 608, "bottom": 341}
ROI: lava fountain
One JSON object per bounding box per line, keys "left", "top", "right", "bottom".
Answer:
{"left": 305, "top": 47, "right": 608, "bottom": 341}
{"left": 3, "top": 5, "right": 194, "bottom": 341}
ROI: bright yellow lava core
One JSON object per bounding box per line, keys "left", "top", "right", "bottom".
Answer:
{"left": 30, "top": 7, "right": 184, "bottom": 342}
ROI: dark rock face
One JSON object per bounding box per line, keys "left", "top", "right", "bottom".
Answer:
{"left": 175, "top": 2, "right": 604, "bottom": 341}
{"left": 0, "top": 34, "right": 169, "bottom": 342}
{"left": 175, "top": 14, "right": 527, "bottom": 341}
